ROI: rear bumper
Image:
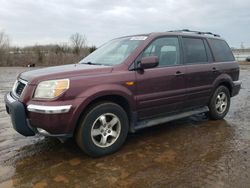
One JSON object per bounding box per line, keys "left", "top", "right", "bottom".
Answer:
{"left": 4, "top": 92, "right": 72, "bottom": 139}
{"left": 232, "top": 80, "right": 242, "bottom": 97}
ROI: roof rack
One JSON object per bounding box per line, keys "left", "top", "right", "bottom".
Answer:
{"left": 168, "top": 29, "right": 220, "bottom": 37}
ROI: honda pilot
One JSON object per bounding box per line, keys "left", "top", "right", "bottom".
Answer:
{"left": 5, "top": 30, "right": 241, "bottom": 157}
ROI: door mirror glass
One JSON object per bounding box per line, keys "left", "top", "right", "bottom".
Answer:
{"left": 140, "top": 56, "right": 159, "bottom": 69}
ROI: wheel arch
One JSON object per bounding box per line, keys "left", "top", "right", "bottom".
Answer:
{"left": 217, "top": 81, "right": 232, "bottom": 96}
{"left": 73, "top": 93, "right": 135, "bottom": 136}
{"left": 211, "top": 74, "right": 234, "bottom": 99}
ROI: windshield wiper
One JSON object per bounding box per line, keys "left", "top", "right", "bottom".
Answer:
{"left": 81, "top": 61, "right": 111, "bottom": 66}
{"left": 82, "top": 61, "right": 102, "bottom": 65}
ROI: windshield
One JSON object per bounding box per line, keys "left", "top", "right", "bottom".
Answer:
{"left": 79, "top": 36, "right": 147, "bottom": 66}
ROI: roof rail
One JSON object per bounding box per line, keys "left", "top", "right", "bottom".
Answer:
{"left": 168, "top": 29, "right": 220, "bottom": 37}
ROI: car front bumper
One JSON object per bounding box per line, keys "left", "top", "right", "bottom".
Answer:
{"left": 5, "top": 92, "right": 35, "bottom": 136}
{"left": 4, "top": 92, "right": 73, "bottom": 139}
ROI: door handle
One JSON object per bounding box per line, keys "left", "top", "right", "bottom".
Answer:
{"left": 175, "top": 71, "right": 184, "bottom": 76}
{"left": 212, "top": 67, "right": 218, "bottom": 72}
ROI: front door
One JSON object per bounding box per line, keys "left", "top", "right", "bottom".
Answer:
{"left": 135, "top": 37, "right": 187, "bottom": 120}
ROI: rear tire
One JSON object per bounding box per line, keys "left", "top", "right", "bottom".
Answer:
{"left": 208, "top": 86, "right": 230, "bottom": 120}
{"left": 76, "top": 102, "right": 129, "bottom": 157}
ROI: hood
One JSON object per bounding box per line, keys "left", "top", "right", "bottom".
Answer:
{"left": 19, "top": 63, "right": 113, "bottom": 85}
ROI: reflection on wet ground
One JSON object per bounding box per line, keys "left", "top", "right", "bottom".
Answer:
{"left": 0, "top": 66, "right": 250, "bottom": 187}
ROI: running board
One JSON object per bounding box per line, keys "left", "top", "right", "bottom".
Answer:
{"left": 135, "top": 106, "right": 209, "bottom": 131}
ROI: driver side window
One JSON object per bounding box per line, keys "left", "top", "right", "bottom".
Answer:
{"left": 142, "top": 37, "right": 180, "bottom": 67}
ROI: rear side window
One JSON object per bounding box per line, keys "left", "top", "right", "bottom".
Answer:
{"left": 209, "top": 39, "right": 235, "bottom": 62}
{"left": 182, "top": 38, "right": 208, "bottom": 64}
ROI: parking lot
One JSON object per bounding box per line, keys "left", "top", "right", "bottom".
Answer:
{"left": 0, "top": 66, "right": 250, "bottom": 188}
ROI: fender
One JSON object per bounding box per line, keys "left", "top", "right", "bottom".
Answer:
{"left": 71, "top": 83, "right": 136, "bottom": 129}
{"left": 210, "top": 73, "right": 234, "bottom": 97}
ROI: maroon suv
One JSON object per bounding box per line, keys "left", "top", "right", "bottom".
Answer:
{"left": 5, "top": 30, "right": 241, "bottom": 157}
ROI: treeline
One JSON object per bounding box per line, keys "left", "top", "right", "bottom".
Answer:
{"left": 232, "top": 48, "right": 250, "bottom": 53}
{"left": 0, "top": 32, "right": 96, "bottom": 67}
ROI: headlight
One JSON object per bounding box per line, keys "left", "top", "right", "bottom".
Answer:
{"left": 34, "top": 79, "right": 70, "bottom": 99}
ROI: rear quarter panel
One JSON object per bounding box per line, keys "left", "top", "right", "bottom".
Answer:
{"left": 210, "top": 61, "right": 240, "bottom": 95}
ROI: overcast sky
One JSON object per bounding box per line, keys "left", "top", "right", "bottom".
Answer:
{"left": 0, "top": 0, "right": 249, "bottom": 47}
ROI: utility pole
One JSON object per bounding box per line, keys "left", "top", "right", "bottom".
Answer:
{"left": 240, "top": 42, "right": 245, "bottom": 53}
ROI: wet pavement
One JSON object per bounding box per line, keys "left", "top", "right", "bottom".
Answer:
{"left": 0, "top": 66, "right": 250, "bottom": 188}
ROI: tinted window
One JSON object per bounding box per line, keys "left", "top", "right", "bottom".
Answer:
{"left": 209, "top": 39, "right": 235, "bottom": 62}
{"left": 183, "top": 38, "right": 208, "bottom": 64}
{"left": 142, "top": 37, "right": 180, "bottom": 67}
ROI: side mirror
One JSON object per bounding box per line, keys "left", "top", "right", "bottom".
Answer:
{"left": 140, "top": 56, "right": 159, "bottom": 69}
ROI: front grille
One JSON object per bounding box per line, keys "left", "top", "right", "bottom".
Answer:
{"left": 13, "top": 79, "right": 27, "bottom": 97}
{"left": 15, "top": 81, "right": 25, "bottom": 96}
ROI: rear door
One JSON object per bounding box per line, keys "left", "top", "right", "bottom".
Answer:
{"left": 135, "top": 36, "right": 187, "bottom": 120}
{"left": 181, "top": 37, "right": 219, "bottom": 109}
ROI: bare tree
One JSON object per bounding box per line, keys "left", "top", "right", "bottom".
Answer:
{"left": 0, "top": 31, "right": 10, "bottom": 65}
{"left": 70, "top": 33, "right": 86, "bottom": 55}
{"left": 0, "top": 31, "right": 9, "bottom": 49}
{"left": 89, "top": 45, "right": 97, "bottom": 53}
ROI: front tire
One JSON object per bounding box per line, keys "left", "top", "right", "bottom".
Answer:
{"left": 208, "top": 86, "right": 230, "bottom": 120}
{"left": 76, "top": 102, "right": 129, "bottom": 157}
